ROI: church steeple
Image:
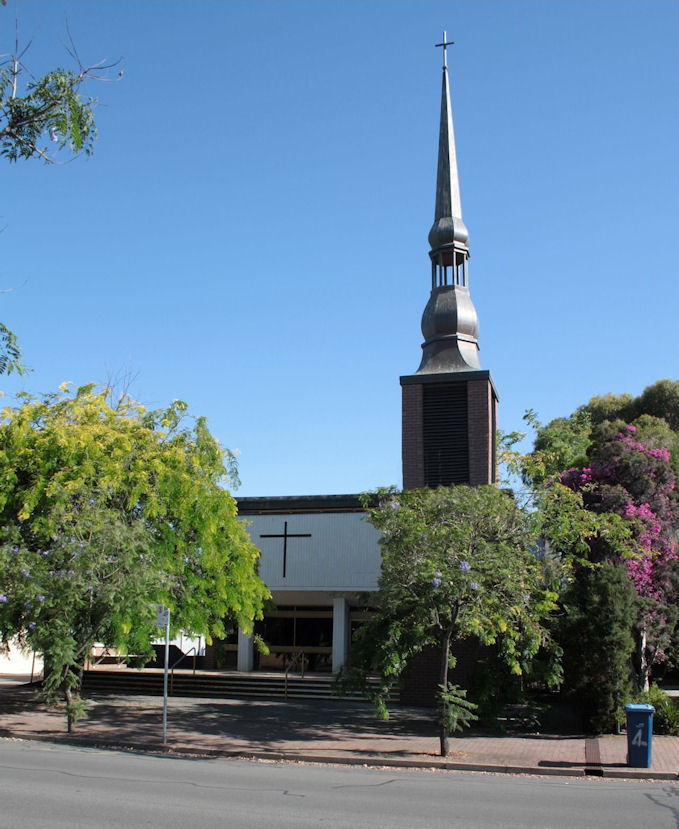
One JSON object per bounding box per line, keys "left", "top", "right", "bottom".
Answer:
{"left": 400, "top": 34, "right": 497, "bottom": 491}
{"left": 417, "top": 33, "right": 480, "bottom": 375}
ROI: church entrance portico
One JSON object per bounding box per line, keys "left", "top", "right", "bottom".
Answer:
{"left": 235, "top": 496, "right": 381, "bottom": 675}
{"left": 235, "top": 593, "right": 360, "bottom": 675}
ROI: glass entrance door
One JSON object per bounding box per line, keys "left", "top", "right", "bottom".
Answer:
{"left": 255, "top": 606, "right": 333, "bottom": 672}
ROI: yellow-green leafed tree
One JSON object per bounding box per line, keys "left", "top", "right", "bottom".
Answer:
{"left": 0, "top": 384, "right": 269, "bottom": 729}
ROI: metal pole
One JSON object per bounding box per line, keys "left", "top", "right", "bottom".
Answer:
{"left": 162, "top": 609, "right": 170, "bottom": 744}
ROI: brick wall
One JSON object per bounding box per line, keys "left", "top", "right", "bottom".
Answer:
{"left": 401, "top": 372, "right": 498, "bottom": 490}
{"left": 399, "top": 638, "right": 493, "bottom": 707}
{"left": 468, "top": 378, "right": 498, "bottom": 486}
{"left": 401, "top": 383, "right": 424, "bottom": 489}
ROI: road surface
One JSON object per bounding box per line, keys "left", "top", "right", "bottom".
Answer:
{"left": 1, "top": 740, "right": 677, "bottom": 829}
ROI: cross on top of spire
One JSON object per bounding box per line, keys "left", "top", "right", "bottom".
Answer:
{"left": 435, "top": 30, "right": 455, "bottom": 69}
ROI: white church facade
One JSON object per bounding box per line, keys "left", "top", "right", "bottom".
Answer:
{"left": 232, "top": 495, "right": 381, "bottom": 674}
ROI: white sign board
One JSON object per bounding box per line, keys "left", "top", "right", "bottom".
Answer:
{"left": 156, "top": 605, "right": 169, "bottom": 628}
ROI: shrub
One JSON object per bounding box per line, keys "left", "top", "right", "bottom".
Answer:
{"left": 624, "top": 684, "right": 679, "bottom": 736}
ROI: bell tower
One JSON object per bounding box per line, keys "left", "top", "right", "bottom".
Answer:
{"left": 401, "top": 34, "right": 498, "bottom": 489}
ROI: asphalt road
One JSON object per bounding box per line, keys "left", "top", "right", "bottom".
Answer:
{"left": 1, "top": 740, "right": 678, "bottom": 829}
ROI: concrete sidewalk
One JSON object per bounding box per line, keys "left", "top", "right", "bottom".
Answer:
{"left": 1, "top": 683, "right": 678, "bottom": 780}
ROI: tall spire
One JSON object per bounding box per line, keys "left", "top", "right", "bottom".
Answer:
{"left": 416, "top": 33, "right": 480, "bottom": 375}
{"left": 429, "top": 32, "right": 468, "bottom": 250}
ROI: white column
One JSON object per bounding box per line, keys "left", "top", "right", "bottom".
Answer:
{"left": 237, "top": 628, "right": 254, "bottom": 672}
{"left": 332, "top": 597, "right": 350, "bottom": 674}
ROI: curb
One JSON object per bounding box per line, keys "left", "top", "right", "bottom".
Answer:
{"left": 3, "top": 732, "right": 677, "bottom": 781}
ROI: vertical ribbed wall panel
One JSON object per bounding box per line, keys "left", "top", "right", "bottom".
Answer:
{"left": 422, "top": 383, "right": 469, "bottom": 486}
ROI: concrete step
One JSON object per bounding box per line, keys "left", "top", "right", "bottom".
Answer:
{"left": 81, "top": 669, "right": 395, "bottom": 703}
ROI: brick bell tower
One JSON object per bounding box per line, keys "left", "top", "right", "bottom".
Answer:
{"left": 401, "top": 35, "right": 498, "bottom": 490}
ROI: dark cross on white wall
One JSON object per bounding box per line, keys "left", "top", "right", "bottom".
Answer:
{"left": 260, "top": 521, "right": 311, "bottom": 578}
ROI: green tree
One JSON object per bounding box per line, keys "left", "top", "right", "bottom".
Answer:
{"left": 1, "top": 20, "right": 101, "bottom": 163}
{"left": 559, "top": 561, "right": 637, "bottom": 733}
{"left": 0, "top": 17, "right": 113, "bottom": 375}
{"left": 509, "top": 380, "right": 679, "bottom": 725}
{"left": 0, "top": 384, "right": 269, "bottom": 728}
{"left": 346, "top": 485, "right": 558, "bottom": 757}
{"left": 589, "top": 379, "right": 679, "bottom": 433}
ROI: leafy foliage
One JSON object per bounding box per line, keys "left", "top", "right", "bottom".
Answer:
{"left": 624, "top": 683, "right": 679, "bottom": 736}
{"left": 504, "top": 383, "right": 679, "bottom": 699}
{"left": 341, "top": 485, "right": 557, "bottom": 755}
{"left": 0, "top": 19, "right": 107, "bottom": 166}
{"left": 0, "top": 20, "right": 116, "bottom": 376}
{"left": 589, "top": 379, "right": 679, "bottom": 434}
{"left": 438, "top": 682, "right": 478, "bottom": 734}
{"left": 560, "top": 420, "right": 679, "bottom": 688}
{"left": 0, "top": 66, "right": 96, "bottom": 162}
{"left": 0, "top": 322, "right": 24, "bottom": 376}
{"left": 0, "top": 384, "right": 269, "bottom": 727}
{"left": 559, "top": 561, "right": 637, "bottom": 733}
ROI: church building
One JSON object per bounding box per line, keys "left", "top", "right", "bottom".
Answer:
{"left": 220, "top": 36, "right": 497, "bottom": 680}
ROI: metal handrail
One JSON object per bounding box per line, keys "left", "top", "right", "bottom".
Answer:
{"left": 169, "top": 646, "right": 197, "bottom": 695}
{"left": 283, "top": 650, "right": 306, "bottom": 700}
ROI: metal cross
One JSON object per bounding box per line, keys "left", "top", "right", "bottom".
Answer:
{"left": 260, "top": 521, "right": 311, "bottom": 578}
{"left": 435, "top": 30, "right": 455, "bottom": 69}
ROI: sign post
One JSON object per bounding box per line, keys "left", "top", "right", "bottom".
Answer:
{"left": 157, "top": 605, "right": 170, "bottom": 744}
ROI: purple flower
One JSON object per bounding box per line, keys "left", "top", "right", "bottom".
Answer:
{"left": 21, "top": 569, "right": 30, "bottom": 578}
{"left": 0, "top": 594, "right": 7, "bottom": 603}
{"left": 470, "top": 582, "right": 478, "bottom": 591}
{"left": 433, "top": 577, "right": 442, "bottom": 587}
{"left": 523, "top": 594, "right": 531, "bottom": 604}
{"left": 37, "top": 595, "right": 45, "bottom": 603}
{"left": 459, "top": 561, "right": 471, "bottom": 572}
{"left": 24, "top": 601, "right": 31, "bottom": 609}
{"left": 389, "top": 500, "right": 399, "bottom": 510}
{"left": 87, "top": 585, "right": 93, "bottom": 592}
{"left": 107, "top": 556, "right": 114, "bottom": 563}
{"left": 29, "top": 622, "right": 36, "bottom": 630}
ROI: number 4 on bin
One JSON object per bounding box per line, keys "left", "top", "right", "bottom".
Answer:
{"left": 631, "top": 723, "right": 647, "bottom": 747}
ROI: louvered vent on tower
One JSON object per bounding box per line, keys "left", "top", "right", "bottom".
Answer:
{"left": 422, "top": 383, "right": 469, "bottom": 486}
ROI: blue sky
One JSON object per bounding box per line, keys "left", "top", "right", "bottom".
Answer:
{"left": 2, "top": 1, "right": 678, "bottom": 496}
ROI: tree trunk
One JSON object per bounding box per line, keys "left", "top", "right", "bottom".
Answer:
{"left": 64, "top": 687, "right": 73, "bottom": 734}
{"left": 439, "top": 626, "right": 453, "bottom": 757}
{"left": 638, "top": 624, "right": 650, "bottom": 692}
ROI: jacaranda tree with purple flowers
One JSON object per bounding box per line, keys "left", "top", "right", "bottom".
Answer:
{"left": 343, "top": 485, "right": 557, "bottom": 757}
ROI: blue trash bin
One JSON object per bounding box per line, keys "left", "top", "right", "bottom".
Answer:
{"left": 625, "top": 703, "right": 654, "bottom": 768}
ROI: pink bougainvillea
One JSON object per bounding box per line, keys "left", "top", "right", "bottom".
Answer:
{"left": 561, "top": 423, "right": 679, "bottom": 682}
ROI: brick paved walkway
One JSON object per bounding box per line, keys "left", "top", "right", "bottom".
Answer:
{"left": 1, "top": 682, "right": 678, "bottom": 779}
